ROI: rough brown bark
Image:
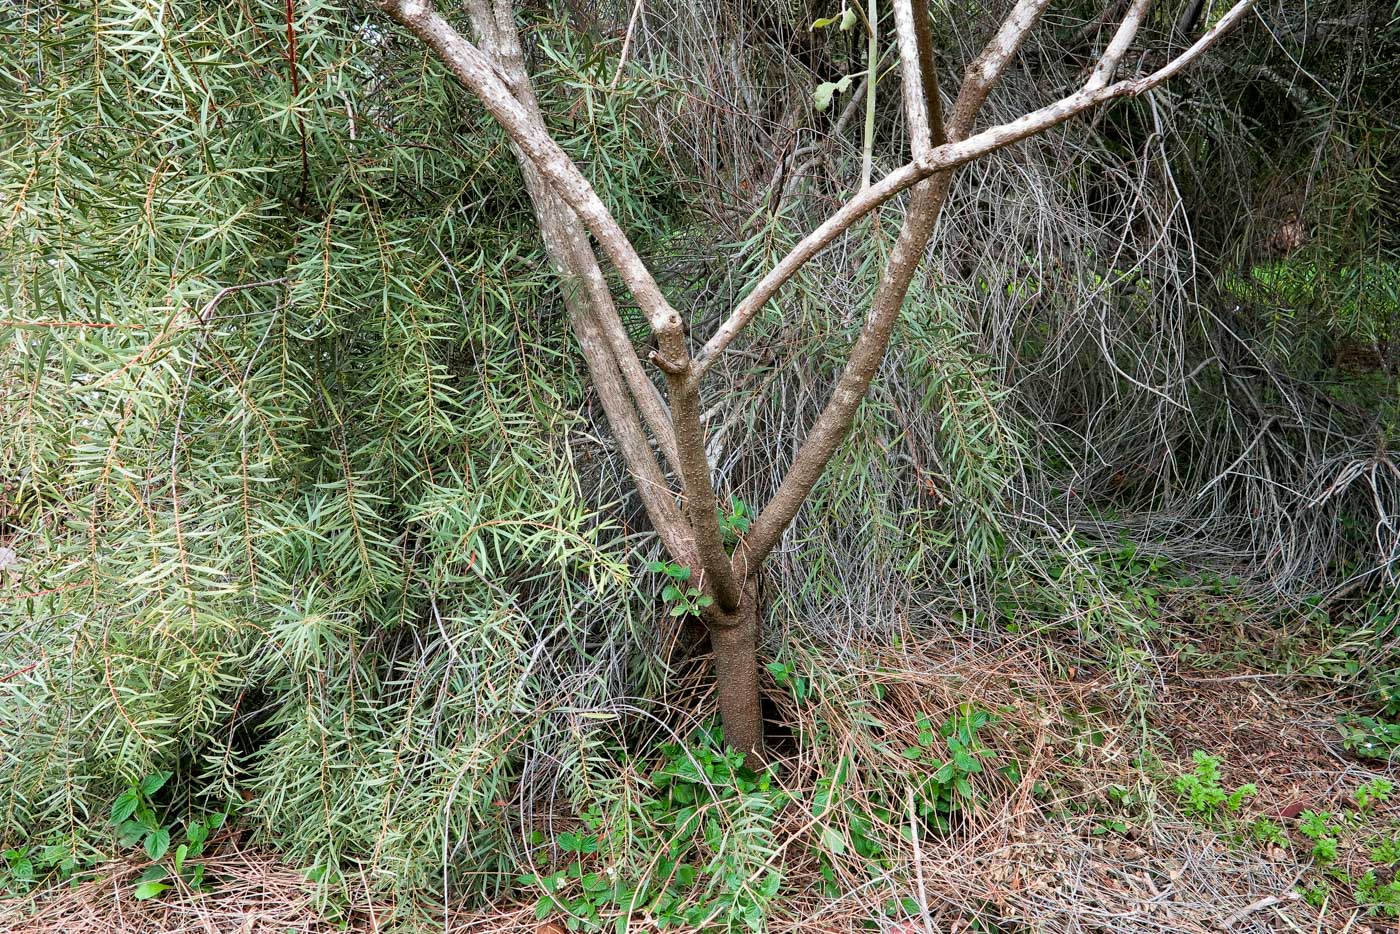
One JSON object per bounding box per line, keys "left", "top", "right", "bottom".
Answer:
{"left": 708, "top": 581, "right": 764, "bottom": 758}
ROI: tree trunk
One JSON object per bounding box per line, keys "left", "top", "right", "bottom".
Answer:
{"left": 710, "top": 583, "right": 764, "bottom": 759}
{"left": 379, "top": 0, "right": 1259, "bottom": 772}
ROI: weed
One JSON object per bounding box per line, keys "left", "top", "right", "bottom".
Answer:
{"left": 765, "top": 659, "right": 812, "bottom": 705}
{"left": 717, "top": 497, "right": 752, "bottom": 548}
{"left": 1300, "top": 880, "right": 1331, "bottom": 908}
{"left": 894, "top": 706, "right": 1006, "bottom": 835}
{"left": 1340, "top": 716, "right": 1400, "bottom": 762}
{"left": 0, "top": 841, "right": 97, "bottom": 896}
{"left": 1356, "top": 870, "right": 1400, "bottom": 917}
{"left": 1, "top": 772, "right": 227, "bottom": 900}
{"left": 110, "top": 772, "right": 228, "bottom": 900}
{"left": 1173, "top": 752, "right": 1256, "bottom": 819}
{"left": 1092, "top": 818, "right": 1131, "bottom": 836}
{"left": 521, "top": 726, "right": 785, "bottom": 931}
{"left": 1357, "top": 778, "right": 1394, "bottom": 810}
{"left": 1250, "top": 818, "right": 1289, "bottom": 849}
{"left": 810, "top": 755, "right": 889, "bottom": 896}
{"left": 647, "top": 561, "right": 714, "bottom": 617}
{"left": 1297, "top": 810, "right": 1342, "bottom": 864}
{"left": 1369, "top": 835, "right": 1400, "bottom": 865}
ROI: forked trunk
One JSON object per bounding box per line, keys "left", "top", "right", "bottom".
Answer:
{"left": 710, "top": 585, "right": 764, "bottom": 759}
{"left": 378, "top": 0, "right": 1261, "bottom": 782}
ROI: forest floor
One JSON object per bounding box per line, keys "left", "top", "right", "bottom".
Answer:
{"left": 5, "top": 640, "right": 1397, "bottom": 934}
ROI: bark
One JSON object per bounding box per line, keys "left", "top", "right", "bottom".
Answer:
{"left": 708, "top": 580, "right": 764, "bottom": 758}
{"left": 667, "top": 373, "right": 742, "bottom": 612}
{"left": 486, "top": 45, "right": 694, "bottom": 563}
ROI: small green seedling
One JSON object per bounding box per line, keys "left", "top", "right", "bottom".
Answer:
{"left": 1173, "top": 751, "right": 1256, "bottom": 819}
{"left": 647, "top": 561, "right": 713, "bottom": 617}
{"left": 1357, "top": 778, "right": 1393, "bottom": 810}
{"left": 109, "top": 772, "right": 226, "bottom": 900}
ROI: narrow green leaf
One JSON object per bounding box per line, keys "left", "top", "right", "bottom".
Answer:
{"left": 133, "top": 881, "right": 169, "bottom": 900}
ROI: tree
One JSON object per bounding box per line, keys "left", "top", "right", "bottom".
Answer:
{"left": 374, "top": 0, "right": 1256, "bottom": 755}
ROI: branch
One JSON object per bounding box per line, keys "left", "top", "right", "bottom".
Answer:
{"left": 1172, "top": 0, "right": 1207, "bottom": 45}
{"left": 497, "top": 97, "right": 691, "bottom": 561}
{"left": 739, "top": 0, "right": 960, "bottom": 568}
{"left": 377, "top": 0, "right": 689, "bottom": 362}
{"left": 947, "top": 0, "right": 1053, "bottom": 136}
{"left": 565, "top": 258, "right": 694, "bottom": 563}
{"left": 430, "top": 0, "right": 736, "bottom": 604}
{"left": 892, "top": 0, "right": 942, "bottom": 159}
{"left": 738, "top": 174, "right": 953, "bottom": 570}
{"left": 692, "top": 161, "right": 925, "bottom": 372}
{"left": 448, "top": 0, "right": 682, "bottom": 472}
{"left": 693, "top": 0, "right": 1252, "bottom": 372}
{"left": 1085, "top": 0, "right": 1153, "bottom": 92}
{"left": 735, "top": 0, "right": 1254, "bottom": 564}
{"left": 667, "top": 375, "right": 742, "bottom": 610}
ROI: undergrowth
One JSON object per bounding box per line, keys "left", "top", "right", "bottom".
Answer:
{"left": 2, "top": 0, "right": 1398, "bottom": 931}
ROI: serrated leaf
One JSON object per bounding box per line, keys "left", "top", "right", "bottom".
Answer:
{"left": 138, "top": 772, "right": 171, "bottom": 796}
{"left": 110, "top": 791, "right": 139, "bottom": 824}
{"left": 117, "top": 821, "right": 147, "bottom": 849}
{"left": 137, "top": 865, "right": 168, "bottom": 884}
{"left": 145, "top": 828, "right": 170, "bottom": 861}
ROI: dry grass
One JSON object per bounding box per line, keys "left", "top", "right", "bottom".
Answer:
{"left": 0, "top": 845, "right": 366, "bottom": 934}
{"left": 7, "top": 638, "right": 1394, "bottom": 934}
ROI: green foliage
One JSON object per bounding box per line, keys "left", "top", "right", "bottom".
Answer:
{"left": 717, "top": 497, "right": 752, "bottom": 549}
{"left": 765, "top": 659, "right": 812, "bottom": 705}
{"left": 1368, "top": 835, "right": 1400, "bottom": 866}
{"left": 1355, "top": 869, "right": 1400, "bottom": 918}
{"left": 648, "top": 560, "right": 714, "bottom": 617}
{"left": 110, "top": 771, "right": 174, "bottom": 859}
{"left": 520, "top": 726, "right": 786, "bottom": 931}
{"left": 1340, "top": 716, "right": 1400, "bottom": 762}
{"left": 1172, "top": 752, "right": 1256, "bottom": 820}
{"left": 810, "top": 705, "right": 1003, "bottom": 898}
{"left": 1, "top": 0, "right": 1395, "bottom": 926}
{"left": 0, "top": 841, "right": 97, "bottom": 897}
{"left": 109, "top": 772, "right": 225, "bottom": 900}
{"left": 0, "top": 0, "right": 661, "bottom": 905}
{"left": 512, "top": 702, "right": 1011, "bottom": 929}
{"left": 1297, "top": 810, "right": 1342, "bottom": 864}
{"left": 0, "top": 771, "right": 224, "bottom": 900}
{"left": 1249, "top": 818, "right": 1289, "bottom": 849}
{"left": 1357, "top": 778, "right": 1394, "bottom": 811}
{"left": 904, "top": 707, "right": 996, "bottom": 828}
